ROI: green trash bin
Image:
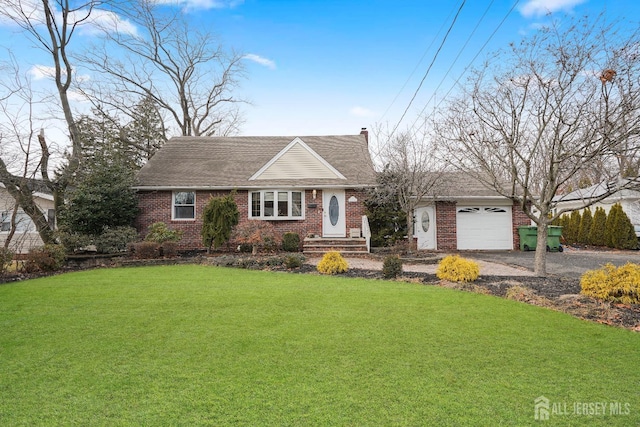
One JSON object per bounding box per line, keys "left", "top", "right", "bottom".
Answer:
{"left": 547, "top": 226, "right": 563, "bottom": 252}
{"left": 518, "top": 226, "right": 538, "bottom": 251}
{"left": 518, "top": 225, "right": 564, "bottom": 252}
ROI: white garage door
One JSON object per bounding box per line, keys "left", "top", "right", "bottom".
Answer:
{"left": 456, "top": 206, "right": 513, "bottom": 250}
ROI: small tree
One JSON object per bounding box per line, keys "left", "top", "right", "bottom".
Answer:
{"left": 605, "top": 205, "right": 620, "bottom": 248}
{"left": 564, "top": 211, "right": 582, "bottom": 246}
{"left": 589, "top": 207, "right": 607, "bottom": 246}
{"left": 201, "top": 194, "right": 239, "bottom": 253}
{"left": 577, "top": 208, "right": 593, "bottom": 244}
{"left": 606, "top": 203, "right": 638, "bottom": 249}
{"left": 233, "top": 221, "right": 281, "bottom": 255}
{"left": 60, "top": 154, "right": 139, "bottom": 237}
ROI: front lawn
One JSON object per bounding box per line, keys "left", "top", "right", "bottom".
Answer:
{"left": 0, "top": 265, "right": 638, "bottom": 425}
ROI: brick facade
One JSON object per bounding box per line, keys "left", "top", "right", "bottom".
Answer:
{"left": 435, "top": 201, "right": 457, "bottom": 250}
{"left": 136, "top": 188, "right": 369, "bottom": 251}
{"left": 432, "top": 200, "right": 530, "bottom": 251}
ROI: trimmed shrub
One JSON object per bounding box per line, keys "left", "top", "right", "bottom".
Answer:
{"left": 96, "top": 226, "right": 139, "bottom": 254}
{"left": 0, "top": 247, "right": 15, "bottom": 275}
{"left": 57, "top": 231, "right": 94, "bottom": 253}
{"left": 130, "top": 241, "right": 160, "bottom": 259}
{"left": 577, "top": 208, "right": 592, "bottom": 244}
{"left": 436, "top": 255, "right": 480, "bottom": 283}
{"left": 145, "top": 222, "right": 183, "bottom": 244}
{"left": 284, "top": 254, "right": 304, "bottom": 269}
{"left": 317, "top": 251, "right": 349, "bottom": 275}
{"left": 382, "top": 255, "right": 403, "bottom": 279}
{"left": 24, "top": 244, "right": 66, "bottom": 272}
{"left": 580, "top": 263, "right": 640, "bottom": 304}
{"left": 282, "top": 232, "right": 301, "bottom": 252}
{"left": 160, "top": 241, "right": 179, "bottom": 258}
{"left": 589, "top": 206, "right": 607, "bottom": 246}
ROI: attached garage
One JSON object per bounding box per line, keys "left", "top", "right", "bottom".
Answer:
{"left": 456, "top": 206, "right": 513, "bottom": 250}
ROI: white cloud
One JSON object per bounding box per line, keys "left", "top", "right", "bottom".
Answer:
{"left": 349, "top": 106, "right": 376, "bottom": 118}
{"left": 152, "top": 0, "right": 244, "bottom": 11}
{"left": 243, "top": 54, "right": 276, "bottom": 70}
{"left": 77, "top": 9, "right": 138, "bottom": 36}
{"left": 28, "top": 65, "right": 90, "bottom": 83}
{"left": 28, "top": 65, "right": 56, "bottom": 80}
{"left": 519, "top": 0, "right": 586, "bottom": 17}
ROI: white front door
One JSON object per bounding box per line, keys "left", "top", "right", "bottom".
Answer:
{"left": 415, "top": 206, "right": 436, "bottom": 250}
{"left": 322, "top": 189, "right": 346, "bottom": 237}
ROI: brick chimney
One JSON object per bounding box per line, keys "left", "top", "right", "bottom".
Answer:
{"left": 360, "top": 127, "right": 369, "bottom": 145}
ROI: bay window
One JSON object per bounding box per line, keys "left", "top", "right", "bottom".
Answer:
{"left": 250, "top": 190, "right": 304, "bottom": 219}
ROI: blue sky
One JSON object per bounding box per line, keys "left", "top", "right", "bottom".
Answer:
{"left": 1, "top": 0, "right": 639, "bottom": 143}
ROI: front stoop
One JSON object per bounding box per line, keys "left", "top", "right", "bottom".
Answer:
{"left": 303, "top": 237, "right": 369, "bottom": 256}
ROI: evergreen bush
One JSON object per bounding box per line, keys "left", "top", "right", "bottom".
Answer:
{"left": 577, "top": 208, "right": 592, "bottom": 244}
{"left": 563, "top": 211, "right": 581, "bottom": 245}
{"left": 589, "top": 206, "right": 607, "bottom": 246}
{"left": 436, "top": 255, "right": 480, "bottom": 282}
{"left": 580, "top": 263, "right": 640, "bottom": 304}
{"left": 282, "top": 232, "right": 301, "bottom": 252}
{"left": 145, "top": 222, "right": 183, "bottom": 244}
{"left": 605, "top": 204, "right": 620, "bottom": 248}
{"left": 317, "top": 251, "right": 349, "bottom": 275}
{"left": 201, "top": 194, "right": 239, "bottom": 252}
{"left": 96, "top": 226, "right": 139, "bottom": 254}
{"left": 606, "top": 203, "right": 638, "bottom": 249}
{"left": 382, "top": 255, "right": 403, "bottom": 279}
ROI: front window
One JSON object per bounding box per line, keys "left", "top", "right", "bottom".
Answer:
{"left": 249, "top": 190, "right": 304, "bottom": 220}
{"left": 173, "top": 191, "right": 195, "bottom": 220}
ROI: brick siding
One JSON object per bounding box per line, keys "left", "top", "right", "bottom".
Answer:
{"left": 435, "top": 201, "right": 457, "bottom": 250}
{"left": 136, "top": 188, "right": 369, "bottom": 251}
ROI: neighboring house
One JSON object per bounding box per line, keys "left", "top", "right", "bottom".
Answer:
{"left": 134, "top": 131, "right": 377, "bottom": 253}
{"left": 0, "top": 182, "right": 56, "bottom": 254}
{"left": 413, "top": 173, "right": 531, "bottom": 251}
{"left": 554, "top": 180, "right": 640, "bottom": 236}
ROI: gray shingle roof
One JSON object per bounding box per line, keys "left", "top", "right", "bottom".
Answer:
{"left": 135, "top": 135, "right": 377, "bottom": 189}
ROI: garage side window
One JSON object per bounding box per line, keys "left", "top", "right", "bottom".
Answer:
{"left": 173, "top": 191, "right": 195, "bottom": 220}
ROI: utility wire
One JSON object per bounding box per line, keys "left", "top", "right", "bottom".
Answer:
{"left": 378, "top": 3, "right": 460, "bottom": 122}
{"left": 411, "top": 0, "right": 521, "bottom": 135}
{"left": 388, "top": 0, "right": 467, "bottom": 140}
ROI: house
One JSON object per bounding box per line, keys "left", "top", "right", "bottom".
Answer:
{"left": 134, "top": 130, "right": 377, "bottom": 253}
{"left": 0, "top": 182, "right": 55, "bottom": 254}
{"left": 413, "top": 172, "right": 531, "bottom": 251}
{"left": 554, "top": 180, "right": 640, "bottom": 236}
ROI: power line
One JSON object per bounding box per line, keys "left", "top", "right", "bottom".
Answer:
{"left": 406, "top": 0, "right": 496, "bottom": 132}
{"left": 378, "top": 3, "right": 460, "bottom": 123}
{"left": 411, "top": 0, "right": 521, "bottom": 135}
{"left": 388, "top": 0, "right": 467, "bottom": 140}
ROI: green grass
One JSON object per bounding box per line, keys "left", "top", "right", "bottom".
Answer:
{"left": 1, "top": 265, "right": 638, "bottom": 426}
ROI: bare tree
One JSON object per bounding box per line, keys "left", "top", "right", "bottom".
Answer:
{"left": 375, "top": 129, "right": 444, "bottom": 246}
{"left": 432, "top": 14, "right": 640, "bottom": 276}
{"left": 0, "top": 55, "right": 55, "bottom": 244}
{"left": 81, "top": 0, "right": 245, "bottom": 137}
{"left": 0, "top": 0, "right": 104, "bottom": 244}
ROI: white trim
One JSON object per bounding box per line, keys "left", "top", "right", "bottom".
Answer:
{"left": 249, "top": 137, "right": 346, "bottom": 181}
{"left": 248, "top": 189, "right": 305, "bottom": 220}
{"left": 172, "top": 191, "right": 196, "bottom": 221}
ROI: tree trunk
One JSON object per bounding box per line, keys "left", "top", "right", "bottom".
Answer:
{"left": 534, "top": 223, "right": 548, "bottom": 277}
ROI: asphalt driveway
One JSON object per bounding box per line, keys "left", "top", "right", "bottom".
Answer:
{"left": 467, "top": 247, "right": 640, "bottom": 277}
